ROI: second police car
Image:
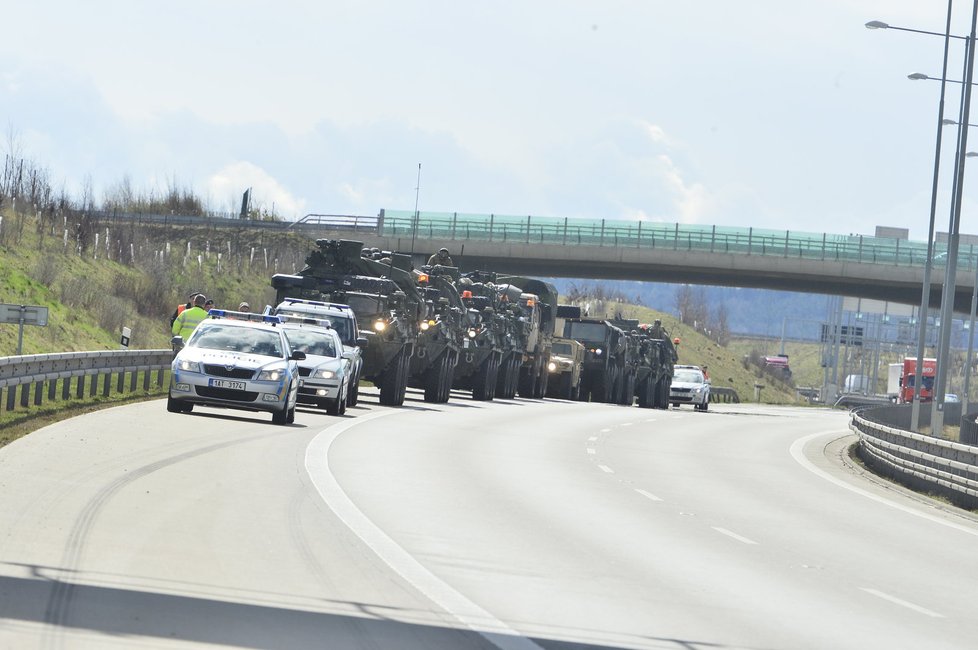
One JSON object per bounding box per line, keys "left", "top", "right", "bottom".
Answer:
{"left": 273, "top": 298, "right": 365, "bottom": 407}
{"left": 277, "top": 314, "right": 351, "bottom": 416}
{"left": 168, "top": 310, "right": 304, "bottom": 424}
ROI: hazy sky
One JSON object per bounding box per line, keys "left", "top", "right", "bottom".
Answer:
{"left": 1, "top": 1, "right": 975, "bottom": 239}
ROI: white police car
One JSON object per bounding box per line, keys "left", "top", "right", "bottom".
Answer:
{"left": 274, "top": 298, "right": 365, "bottom": 407}
{"left": 670, "top": 364, "right": 711, "bottom": 411}
{"left": 167, "top": 310, "right": 304, "bottom": 424}
{"left": 278, "top": 315, "right": 350, "bottom": 416}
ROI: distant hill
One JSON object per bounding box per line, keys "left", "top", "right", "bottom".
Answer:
{"left": 549, "top": 279, "right": 830, "bottom": 339}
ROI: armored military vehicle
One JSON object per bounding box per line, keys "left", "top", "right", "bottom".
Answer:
{"left": 410, "top": 264, "right": 465, "bottom": 403}
{"left": 496, "top": 277, "right": 558, "bottom": 399}
{"left": 271, "top": 239, "right": 423, "bottom": 406}
{"left": 450, "top": 270, "right": 510, "bottom": 400}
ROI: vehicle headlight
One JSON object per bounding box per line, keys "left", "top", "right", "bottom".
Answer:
{"left": 374, "top": 320, "right": 387, "bottom": 332}
{"left": 420, "top": 321, "right": 430, "bottom": 331}
{"left": 257, "top": 368, "right": 285, "bottom": 381}
{"left": 318, "top": 369, "right": 337, "bottom": 379}
{"left": 547, "top": 361, "right": 557, "bottom": 372}
{"left": 594, "top": 349, "right": 603, "bottom": 356}
{"left": 176, "top": 359, "right": 201, "bottom": 372}
{"left": 467, "top": 329, "right": 478, "bottom": 338}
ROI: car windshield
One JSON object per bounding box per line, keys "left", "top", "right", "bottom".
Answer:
{"left": 190, "top": 324, "right": 283, "bottom": 358}
{"left": 283, "top": 328, "right": 337, "bottom": 357}
{"left": 674, "top": 369, "right": 704, "bottom": 383}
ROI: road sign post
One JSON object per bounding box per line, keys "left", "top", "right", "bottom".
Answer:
{"left": 0, "top": 304, "right": 50, "bottom": 355}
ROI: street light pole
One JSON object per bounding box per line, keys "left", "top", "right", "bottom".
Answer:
{"left": 877, "top": 2, "right": 957, "bottom": 430}
{"left": 934, "top": 2, "right": 978, "bottom": 434}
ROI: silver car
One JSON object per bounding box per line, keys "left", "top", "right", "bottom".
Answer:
{"left": 274, "top": 298, "right": 365, "bottom": 406}
{"left": 670, "top": 364, "right": 711, "bottom": 411}
{"left": 168, "top": 312, "right": 304, "bottom": 425}
{"left": 280, "top": 320, "right": 350, "bottom": 416}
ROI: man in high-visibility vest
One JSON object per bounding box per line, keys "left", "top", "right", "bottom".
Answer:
{"left": 172, "top": 293, "right": 209, "bottom": 341}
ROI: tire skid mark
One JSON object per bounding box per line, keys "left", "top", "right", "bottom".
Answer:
{"left": 41, "top": 429, "right": 287, "bottom": 649}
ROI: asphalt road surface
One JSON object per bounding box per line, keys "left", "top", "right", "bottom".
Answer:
{"left": 2, "top": 390, "right": 978, "bottom": 649}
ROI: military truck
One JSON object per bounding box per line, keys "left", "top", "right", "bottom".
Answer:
{"left": 608, "top": 316, "right": 676, "bottom": 409}
{"left": 450, "top": 270, "right": 510, "bottom": 400}
{"left": 497, "top": 277, "right": 558, "bottom": 399}
{"left": 546, "top": 337, "right": 585, "bottom": 400}
{"left": 641, "top": 320, "right": 678, "bottom": 409}
{"left": 558, "top": 305, "right": 628, "bottom": 403}
{"left": 410, "top": 265, "right": 465, "bottom": 403}
{"left": 271, "top": 239, "right": 423, "bottom": 407}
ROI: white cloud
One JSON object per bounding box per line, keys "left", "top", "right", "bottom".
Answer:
{"left": 658, "top": 154, "right": 713, "bottom": 224}
{"left": 640, "top": 121, "right": 669, "bottom": 145}
{"left": 207, "top": 162, "right": 305, "bottom": 219}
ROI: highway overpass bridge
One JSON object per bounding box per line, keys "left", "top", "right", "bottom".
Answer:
{"left": 95, "top": 208, "right": 978, "bottom": 313}
{"left": 294, "top": 209, "right": 978, "bottom": 314}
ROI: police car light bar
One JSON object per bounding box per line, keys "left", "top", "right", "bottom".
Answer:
{"left": 208, "top": 309, "right": 283, "bottom": 324}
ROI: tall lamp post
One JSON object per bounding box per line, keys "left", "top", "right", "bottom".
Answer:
{"left": 867, "top": 6, "right": 958, "bottom": 431}
{"left": 933, "top": 3, "right": 978, "bottom": 434}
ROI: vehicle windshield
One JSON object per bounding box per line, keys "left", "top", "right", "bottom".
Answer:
{"left": 565, "top": 322, "right": 607, "bottom": 342}
{"left": 283, "top": 329, "right": 338, "bottom": 357}
{"left": 673, "top": 369, "right": 705, "bottom": 383}
{"left": 190, "top": 324, "right": 283, "bottom": 358}
{"left": 552, "top": 342, "right": 572, "bottom": 355}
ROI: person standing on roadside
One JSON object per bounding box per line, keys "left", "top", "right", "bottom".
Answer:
{"left": 172, "top": 294, "right": 209, "bottom": 341}
{"left": 170, "top": 291, "right": 198, "bottom": 328}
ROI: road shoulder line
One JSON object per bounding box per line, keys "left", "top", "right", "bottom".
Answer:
{"left": 305, "top": 410, "right": 544, "bottom": 650}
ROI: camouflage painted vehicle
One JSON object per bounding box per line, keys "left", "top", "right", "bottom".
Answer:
{"left": 410, "top": 264, "right": 465, "bottom": 403}
{"left": 496, "top": 277, "right": 558, "bottom": 399}
{"left": 545, "top": 337, "right": 585, "bottom": 400}
{"left": 271, "top": 239, "right": 422, "bottom": 407}
{"left": 558, "top": 306, "right": 628, "bottom": 403}
{"left": 641, "top": 320, "right": 678, "bottom": 409}
{"left": 609, "top": 316, "right": 676, "bottom": 408}
{"left": 449, "top": 270, "right": 510, "bottom": 401}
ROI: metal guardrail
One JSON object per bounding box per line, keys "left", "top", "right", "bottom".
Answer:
{"left": 710, "top": 387, "right": 740, "bottom": 403}
{"left": 850, "top": 406, "right": 978, "bottom": 510}
{"left": 0, "top": 350, "right": 171, "bottom": 412}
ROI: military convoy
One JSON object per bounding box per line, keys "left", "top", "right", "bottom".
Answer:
{"left": 272, "top": 238, "right": 680, "bottom": 409}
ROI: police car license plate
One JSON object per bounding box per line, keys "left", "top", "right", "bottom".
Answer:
{"left": 210, "top": 378, "right": 246, "bottom": 390}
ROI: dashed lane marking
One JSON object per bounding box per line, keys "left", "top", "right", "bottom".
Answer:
{"left": 634, "top": 489, "right": 663, "bottom": 502}
{"left": 860, "top": 588, "right": 944, "bottom": 618}
{"left": 711, "top": 526, "right": 758, "bottom": 545}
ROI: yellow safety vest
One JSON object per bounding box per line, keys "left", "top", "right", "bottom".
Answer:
{"left": 172, "top": 306, "right": 209, "bottom": 340}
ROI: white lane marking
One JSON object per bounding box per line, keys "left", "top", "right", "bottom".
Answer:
{"left": 643, "top": 418, "right": 657, "bottom": 423}
{"left": 790, "top": 431, "right": 978, "bottom": 538}
{"left": 586, "top": 448, "right": 596, "bottom": 455}
{"left": 306, "top": 411, "right": 544, "bottom": 650}
{"left": 600, "top": 428, "right": 612, "bottom": 433}
{"left": 621, "top": 422, "right": 633, "bottom": 427}
{"left": 634, "top": 489, "right": 663, "bottom": 502}
{"left": 597, "top": 464, "right": 615, "bottom": 474}
{"left": 711, "top": 526, "right": 758, "bottom": 545}
{"left": 587, "top": 436, "right": 598, "bottom": 442}
{"left": 860, "top": 588, "right": 945, "bottom": 618}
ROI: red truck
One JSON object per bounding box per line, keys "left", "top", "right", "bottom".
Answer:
{"left": 899, "top": 357, "right": 936, "bottom": 403}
